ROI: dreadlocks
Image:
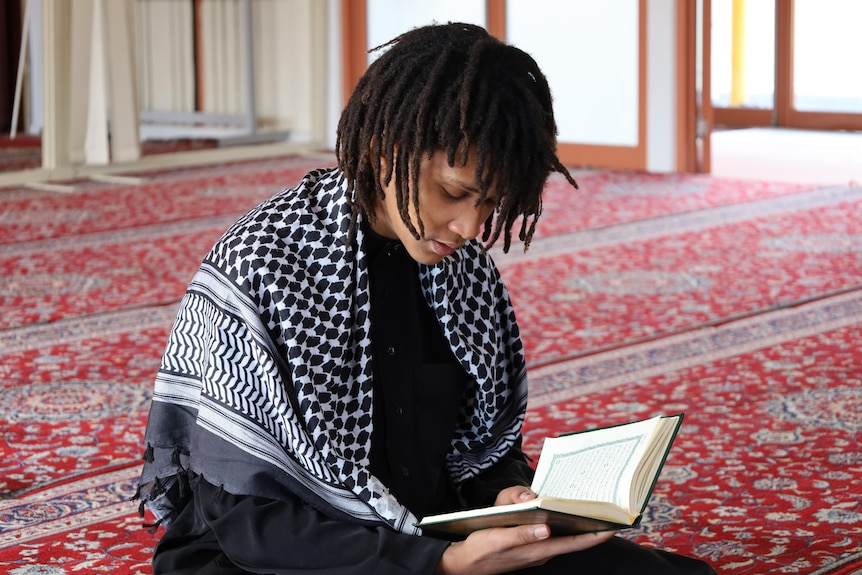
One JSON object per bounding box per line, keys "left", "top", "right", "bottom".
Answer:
{"left": 336, "top": 22, "right": 577, "bottom": 253}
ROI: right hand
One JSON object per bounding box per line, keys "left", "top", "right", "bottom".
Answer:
{"left": 434, "top": 524, "right": 616, "bottom": 575}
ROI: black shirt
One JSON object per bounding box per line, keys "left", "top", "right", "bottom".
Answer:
{"left": 365, "top": 228, "right": 469, "bottom": 517}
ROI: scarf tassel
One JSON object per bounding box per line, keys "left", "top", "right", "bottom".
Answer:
{"left": 144, "top": 517, "right": 164, "bottom": 534}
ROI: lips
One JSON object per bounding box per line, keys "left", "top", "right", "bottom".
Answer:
{"left": 430, "top": 240, "right": 458, "bottom": 257}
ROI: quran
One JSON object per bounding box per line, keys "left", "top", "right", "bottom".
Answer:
{"left": 418, "top": 413, "right": 684, "bottom": 537}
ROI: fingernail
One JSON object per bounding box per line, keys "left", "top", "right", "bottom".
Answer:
{"left": 532, "top": 525, "right": 550, "bottom": 539}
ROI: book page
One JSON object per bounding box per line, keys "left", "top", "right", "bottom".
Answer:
{"left": 531, "top": 417, "right": 659, "bottom": 511}
{"left": 630, "top": 417, "right": 680, "bottom": 508}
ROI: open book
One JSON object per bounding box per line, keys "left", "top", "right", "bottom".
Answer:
{"left": 418, "top": 413, "right": 684, "bottom": 537}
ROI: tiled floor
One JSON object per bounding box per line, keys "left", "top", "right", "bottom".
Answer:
{"left": 711, "top": 127, "right": 862, "bottom": 186}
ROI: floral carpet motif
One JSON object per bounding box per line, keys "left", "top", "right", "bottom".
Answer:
{"left": 1, "top": 154, "right": 859, "bottom": 573}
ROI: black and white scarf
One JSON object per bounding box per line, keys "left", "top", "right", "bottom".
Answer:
{"left": 137, "top": 168, "right": 528, "bottom": 534}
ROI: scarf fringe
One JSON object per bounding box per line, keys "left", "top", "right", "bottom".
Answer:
{"left": 132, "top": 445, "right": 191, "bottom": 533}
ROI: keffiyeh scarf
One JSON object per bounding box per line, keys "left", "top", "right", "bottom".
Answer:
{"left": 136, "top": 168, "right": 528, "bottom": 534}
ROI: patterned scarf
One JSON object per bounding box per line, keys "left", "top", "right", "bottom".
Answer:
{"left": 137, "top": 168, "right": 528, "bottom": 534}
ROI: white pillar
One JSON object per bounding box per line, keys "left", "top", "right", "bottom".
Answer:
{"left": 41, "top": 0, "right": 72, "bottom": 170}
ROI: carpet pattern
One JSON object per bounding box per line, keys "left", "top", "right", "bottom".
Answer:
{"left": 1, "top": 155, "right": 860, "bottom": 574}
{"left": 498, "top": 185, "right": 862, "bottom": 364}
{"left": 0, "top": 154, "right": 335, "bottom": 245}
{"left": 535, "top": 170, "right": 814, "bottom": 237}
{"left": 523, "top": 292, "right": 862, "bottom": 574}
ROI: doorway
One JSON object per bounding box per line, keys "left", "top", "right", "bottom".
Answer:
{"left": 709, "top": 0, "right": 862, "bottom": 185}
{"left": 0, "top": 1, "right": 23, "bottom": 133}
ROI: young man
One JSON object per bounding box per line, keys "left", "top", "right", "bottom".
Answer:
{"left": 136, "top": 22, "right": 716, "bottom": 575}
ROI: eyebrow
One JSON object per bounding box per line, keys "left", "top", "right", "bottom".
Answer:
{"left": 445, "top": 175, "right": 481, "bottom": 194}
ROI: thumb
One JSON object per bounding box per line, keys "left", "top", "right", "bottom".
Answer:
{"left": 518, "top": 489, "right": 537, "bottom": 501}
{"left": 517, "top": 523, "right": 551, "bottom": 544}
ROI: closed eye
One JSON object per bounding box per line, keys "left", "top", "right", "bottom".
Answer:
{"left": 441, "top": 187, "right": 469, "bottom": 201}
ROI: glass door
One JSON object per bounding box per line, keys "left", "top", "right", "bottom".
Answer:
{"left": 777, "top": 0, "right": 862, "bottom": 129}
{"left": 711, "top": 0, "right": 775, "bottom": 127}
{"left": 712, "top": 0, "right": 862, "bottom": 131}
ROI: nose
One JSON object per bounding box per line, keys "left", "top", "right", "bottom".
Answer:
{"left": 449, "top": 204, "right": 487, "bottom": 240}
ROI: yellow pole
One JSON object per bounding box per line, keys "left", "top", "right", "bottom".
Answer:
{"left": 730, "top": 0, "right": 746, "bottom": 106}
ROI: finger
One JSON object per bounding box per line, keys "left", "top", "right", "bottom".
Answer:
{"left": 512, "top": 523, "right": 551, "bottom": 545}
{"left": 577, "top": 530, "right": 617, "bottom": 548}
{"left": 494, "top": 486, "right": 535, "bottom": 506}
{"left": 547, "top": 530, "right": 617, "bottom": 554}
{"left": 517, "top": 488, "right": 537, "bottom": 502}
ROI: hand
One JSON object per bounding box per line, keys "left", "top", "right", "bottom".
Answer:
{"left": 493, "top": 485, "right": 537, "bottom": 506}
{"left": 434, "top": 524, "right": 616, "bottom": 575}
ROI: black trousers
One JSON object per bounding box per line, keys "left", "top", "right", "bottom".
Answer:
{"left": 515, "top": 536, "right": 717, "bottom": 574}
{"left": 155, "top": 527, "right": 717, "bottom": 575}
{"left": 153, "top": 479, "right": 717, "bottom": 575}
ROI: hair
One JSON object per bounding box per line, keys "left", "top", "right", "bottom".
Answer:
{"left": 336, "top": 22, "right": 577, "bottom": 253}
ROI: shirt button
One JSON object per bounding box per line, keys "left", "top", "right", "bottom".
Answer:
{"left": 401, "top": 466, "right": 410, "bottom": 477}
{"left": 395, "top": 406, "right": 403, "bottom": 416}
{"left": 387, "top": 345, "right": 396, "bottom": 356}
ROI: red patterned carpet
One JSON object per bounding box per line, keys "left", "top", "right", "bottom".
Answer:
{"left": 498, "top": 185, "right": 862, "bottom": 365}
{"left": 524, "top": 298, "right": 862, "bottom": 574}
{"left": 1, "top": 154, "right": 860, "bottom": 574}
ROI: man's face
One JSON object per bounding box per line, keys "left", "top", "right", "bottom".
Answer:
{"left": 370, "top": 150, "right": 499, "bottom": 265}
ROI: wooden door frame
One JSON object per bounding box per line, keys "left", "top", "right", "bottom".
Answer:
{"left": 341, "top": 0, "right": 366, "bottom": 106}
{"left": 486, "top": 0, "right": 506, "bottom": 39}
{"left": 677, "top": 0, "right": 713, "bottom": 173}
{"left": 341, "top": 0, "right": 648, "bottom": 171}
{"left": 676, "top": 0, "right": 701, "bottom": 173}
